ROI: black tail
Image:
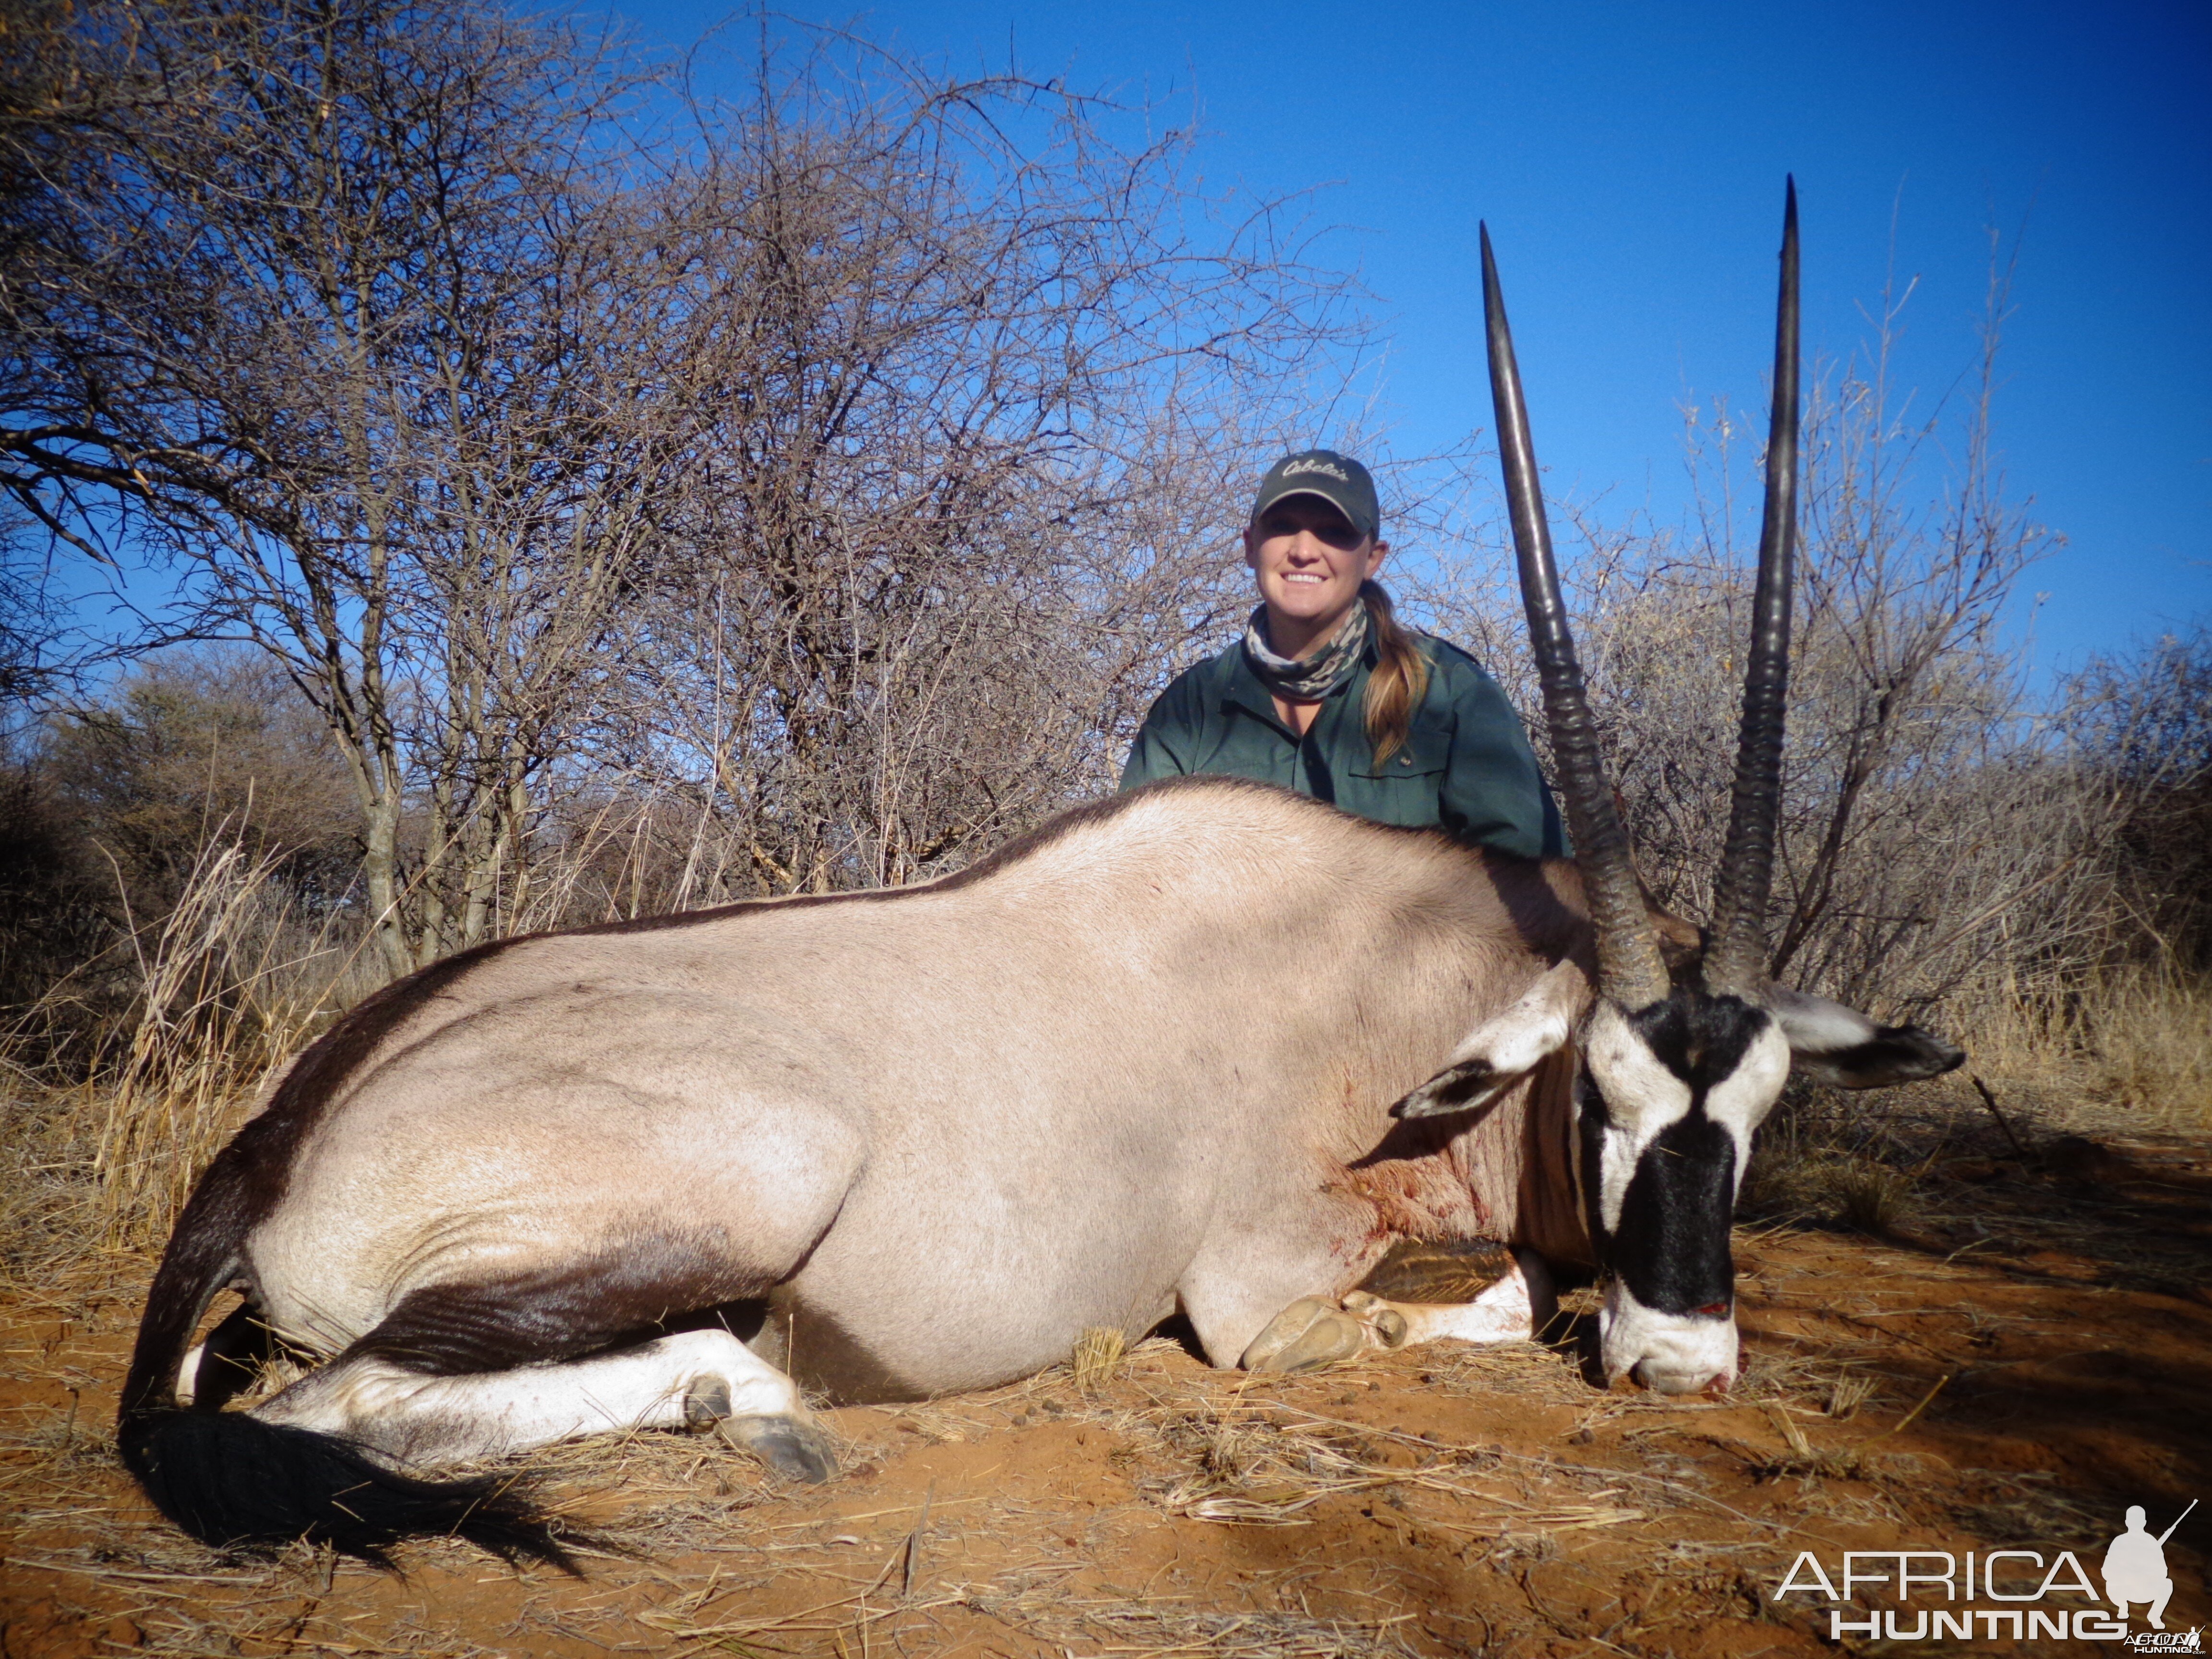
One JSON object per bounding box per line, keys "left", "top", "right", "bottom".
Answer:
{"left": 117, "top": 1134, "right": 574, "bottom": 1571}
{"left": 116, "top": 1410, "right": 573, "bottom": 1572}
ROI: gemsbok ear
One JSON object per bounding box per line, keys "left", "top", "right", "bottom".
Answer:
{"left": 1393, "top": 959, "right": 1587, "bottom": 1119}
{"left": 1764, "top": 986, "right": 1967, "bottom": 1089}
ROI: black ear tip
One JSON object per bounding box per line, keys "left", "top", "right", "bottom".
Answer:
{"left": 1876, "top": 1023, "right": 1968, "bottom": 1081}
{"left": 1390, "top": 1084, "right": 1462, "bottom": 1120}
{"left": 1908, "top": 1027, "right": 1968, "bottom": 1076}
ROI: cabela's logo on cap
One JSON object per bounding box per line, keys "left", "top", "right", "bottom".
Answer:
{"left": 1280, "top": 456, "right": 1350, "bottom": 483}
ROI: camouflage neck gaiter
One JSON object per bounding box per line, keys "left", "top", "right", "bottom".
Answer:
{"left": 1241, "top": 597, "right": 1371, "bottom": 703}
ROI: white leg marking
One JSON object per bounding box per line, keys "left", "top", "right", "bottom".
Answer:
{"left": 252, "top": 1329, "right": 807, "bottom": 1466}
{"left": 1345, "top": 1252, "right": 1556, "bottom": 1349}
{"left": 176, "top": 1342, "right": 205, "bottom": 1407}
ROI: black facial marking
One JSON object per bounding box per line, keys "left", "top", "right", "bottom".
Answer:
{"left": 1578, "top": 991, "right": 1775, "bottom": 1310}
{"left": 1576, "top": 1070, "right": 1609, "bottom": 1255}
{"left": 1628, "top": 992, "right": 1767, "bottom": 1092}
{"left": 1609, "top": 1112, "right": 1738, "bottom": 1315}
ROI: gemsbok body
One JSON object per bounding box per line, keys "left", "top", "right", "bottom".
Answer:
{"left": 118, "top": 181, "right": 1962, "bottom": 1566}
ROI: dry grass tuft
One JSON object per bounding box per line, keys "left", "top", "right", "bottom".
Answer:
{"left": 1824, "top": 1371, "right": 1877, "bottom": 1421}
{"left": 1070, "top": 1324, "right": 1128, "bottom": 1394}
{"left": 1827, "top": 1161, "right": 1910, "bottom": 1236}
{"left": 1747, "top": 1405, "right": 1868, "bottom": 1486}
{"left": 1741, "top": 1141, "right": 1917, "bottom": 1236}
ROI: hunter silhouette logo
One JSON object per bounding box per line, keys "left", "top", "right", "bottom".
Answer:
{"left": 1777, "top": 1497, "right": 2200, "bottom": 1643}
{"left": 2109, "top": 1501, "right": 2195, "bottom": 1631}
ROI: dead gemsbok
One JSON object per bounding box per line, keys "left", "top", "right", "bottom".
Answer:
{"left": 117, "top": 181, "right": 1960, "bottom": 1566}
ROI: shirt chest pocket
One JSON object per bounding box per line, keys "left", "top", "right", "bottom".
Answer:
{"left": 1343, "top": 720, "right": 1452, "bottom": 827}
{"left": 1345, "top": 721, "right": 1451, "bottom": 779}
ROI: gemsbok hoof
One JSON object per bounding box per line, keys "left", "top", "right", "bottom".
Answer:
{"left": 719, "top": 1414, "right": 840, "bottom": 1484}
{"left": 1240, "top": 1298, "right": 1367, "bottom": 1373}
{"left": 682, "top": 1377, "right": 733, "bottom": 1433}
{"left": 1341, "top": 1291, "right": 1410, "bottom": 1350}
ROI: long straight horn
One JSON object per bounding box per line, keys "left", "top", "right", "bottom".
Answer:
{"left": 1704, "top": 179, "right": 1801, "bottom": 1000}
{"left": 1481, "top": 225, "right": 1669, "bottom": 1010}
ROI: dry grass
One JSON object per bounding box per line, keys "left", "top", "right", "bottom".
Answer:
{"left": 1826, "top": 1161, "right": 1910, "bottom": 1236}
{"left": 1958, "top": 964, "right": 2212, "bottom": 1131}
{"left": 5, "top": 833, "right": 380, "bottom": 1254}
{"left": 8, "top": 1159, "right": 2209, "bottom": 1656}
{"left": 963, "top": 1592, "right": 1430, "bottom": 1658}
{"left": 1740, "top": 1146, "right": 1918, "bottom": 1235}
{"left": 93, "top": 842, "right": 309, "bottom": 1247}
{"left": 1071, "top": 1323, "right": 1129, "bottom": 1394}
{"left": 1823, "top": 1371, "right": 1876, "bottom": 1421}
{"left": 2071, "top": 970, "right": 2212, "bottom": 1124}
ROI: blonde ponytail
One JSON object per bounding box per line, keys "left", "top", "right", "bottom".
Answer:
{"left": 1360, "top": 580, "right": 1431, "bottom": 765}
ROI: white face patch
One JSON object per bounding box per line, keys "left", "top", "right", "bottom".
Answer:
{"left": 1581, "top": 1001, "right": 1692, "bottom": 1236}
{"left": 1702, "top": 1022, "right": 1793, "bottom": 1189}
{"left": 1582, "top": 1003, "right": 1793, "bottom": 1230}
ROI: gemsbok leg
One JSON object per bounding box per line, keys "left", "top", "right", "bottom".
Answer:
{"left": 1341, "top": 1250, "right": 1558, "bottom": 1349}
{"left": 251, "top": 1324, "right": 834, "bottom": 1480}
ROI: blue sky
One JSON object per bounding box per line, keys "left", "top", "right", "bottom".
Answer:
{"left": 619, "top": 0, "right": 2210, "bottom": 676}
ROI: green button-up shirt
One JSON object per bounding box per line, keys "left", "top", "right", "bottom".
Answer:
{"left": 1118, "top": 635, "right": 1566, "bottom": 860}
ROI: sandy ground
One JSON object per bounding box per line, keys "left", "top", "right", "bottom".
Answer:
{"left": 3, "top": 1105, "right": 2208, "bottom": 1658}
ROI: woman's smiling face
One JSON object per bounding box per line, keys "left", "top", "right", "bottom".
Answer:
{"left": 1242, "top": 495, "right": 1389, "bottom": 657}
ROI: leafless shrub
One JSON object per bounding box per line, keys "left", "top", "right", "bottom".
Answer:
{"left": 2069, "top": 625, "right": 2212, "bottom": 967}
{"left": 41, "top": 647, "right": 358, "bottom": 915}
{"left": 589, "top": 30, "right": 1356, "bottom": 898}
{"left": 4, "top": 0, "right": 675, "bottom": 977}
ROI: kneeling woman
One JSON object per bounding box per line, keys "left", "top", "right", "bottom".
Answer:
{"left": 1120, "top": 449, "right": 1563, "bottom": 858}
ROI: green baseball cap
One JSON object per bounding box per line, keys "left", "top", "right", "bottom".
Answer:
{"left": 1250, "top": 449, "right": 1381, "bottom": 540}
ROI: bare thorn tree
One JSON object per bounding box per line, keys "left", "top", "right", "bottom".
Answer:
{"left": 4, "top": 2, "right": 1362, "bottom": 964}
{"left": 589, "top": 25, "right": 1361, "bottom": 899}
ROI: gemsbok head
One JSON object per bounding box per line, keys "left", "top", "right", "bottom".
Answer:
{"left": 1394, "top": 181, "right": 1964, "bottom": 1395}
